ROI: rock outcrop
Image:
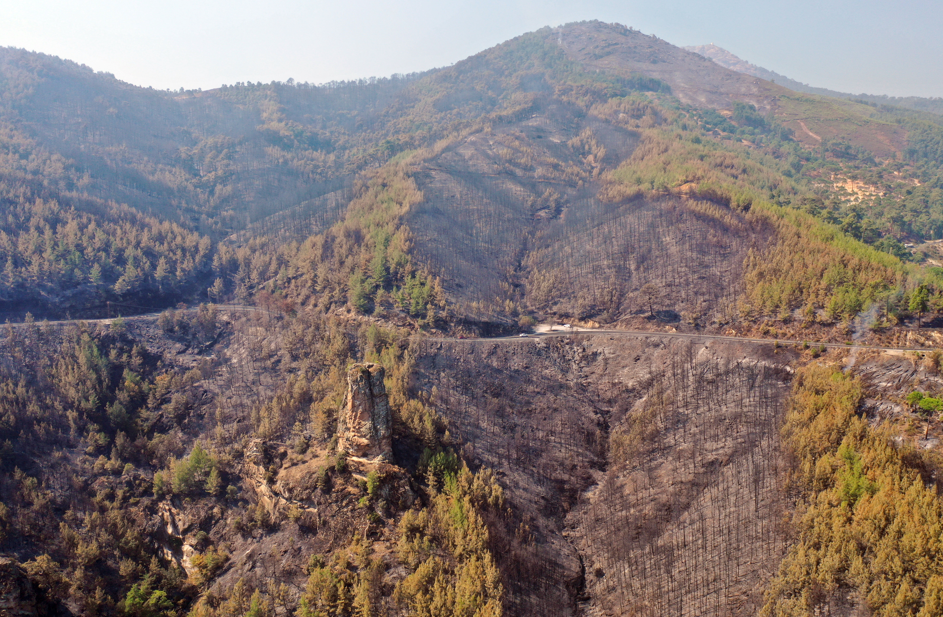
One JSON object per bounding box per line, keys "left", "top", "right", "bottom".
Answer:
{"left": 0, "top": 558, "right": 39, "bottom": 617}
{"left": 339, "top": 363, "right": 393, "bottom": 462}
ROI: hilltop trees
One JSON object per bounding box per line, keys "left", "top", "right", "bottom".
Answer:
{"left": 910, "top": 284, "right": 930, "bottom": 325}
{"left": 2, "top": 22, "right": 943, "bottom": 331}
{"left": 762, "top": 366, "right": 943, "bottom": 616}
{"left": 0, "top": 191, "right": 212, "bottom": 312}
{"left": 152, "top": 443, "right": 219, "bottom": 497}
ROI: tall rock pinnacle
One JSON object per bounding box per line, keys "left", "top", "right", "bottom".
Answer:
{"left": 339, "top": 363, "right": 393, "bottom": 462}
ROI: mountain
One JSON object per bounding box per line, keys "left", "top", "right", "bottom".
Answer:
{"left": 4, "top": 20, "right": 943, "bottom": 617}
{"left": 3, "top": 21, "right": 939, "bottom": 326}
{"left": 685, "top": 42, "right": 943, "bottom": 115}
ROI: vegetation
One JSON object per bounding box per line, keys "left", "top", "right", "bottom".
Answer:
{"left": 153, "top": 443, "right": 220, "bottom": 497}
{"left": 0, "top": 302, "right": 514, "bottom": 615}
{"left": 762, "top": 365, "right": 943, "bottom": 616}
{"left": 0, "top": 318, "right": 218, "bottom": 613}
{"left": 392, "top": 465, "right": 504, "bottom": 617}
{"left": 603, "top": 126, "right": 943, "bottom": 322}
{"left": 2, "top": 20, "right": 942, "bottom": 329}
{"left": 279, "top": 164, "right": 445, "bottom": 320}
{"left": 0, "top": 186, "right": 212, "bottom": 313}
{"left": 9, "top": 16, "right": 943, "bottom": 617}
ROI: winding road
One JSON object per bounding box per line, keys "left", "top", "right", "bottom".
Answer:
{"left": 428, "top": 326, "right": 937, "bottom": 354}
{"left": 2, "top": 306, "right": 936, "bottom": 354}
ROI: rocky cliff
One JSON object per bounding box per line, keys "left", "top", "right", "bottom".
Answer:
{"left": 338, "top": 363, "right": 393, "bottom": 462}
{"left": 0, "top": 558, "right": 40, "bottom": 617}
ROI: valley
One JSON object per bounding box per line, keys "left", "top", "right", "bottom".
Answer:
{"left": 4, "top": 18, "right": 943, "bottom": 617}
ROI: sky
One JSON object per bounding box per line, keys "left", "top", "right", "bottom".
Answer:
{"left": 1, "top": 0, "right": 941, "bottom": 98}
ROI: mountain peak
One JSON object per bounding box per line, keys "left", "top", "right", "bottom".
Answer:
{"left": 548, "top": 22, "right": 782, "bottom": 109}
{"left": 683, "top": 43, "right": 760, "bottom": 75}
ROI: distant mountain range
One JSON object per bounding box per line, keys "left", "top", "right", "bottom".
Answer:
{"left": 685, "top": 43, "right": 943, "bottom": 115}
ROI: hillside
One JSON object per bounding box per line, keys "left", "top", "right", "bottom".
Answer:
{"left": 5, "top": 19, "right": 943, "bottom": 617}
{"left": 3, "top": 21, "right": 943, "bottom": 328}
{"left": 0, "top": 305, "right": 798, "bottom": 616}
{"left": 414, "top": 335, "right": 794, "bottom": 615}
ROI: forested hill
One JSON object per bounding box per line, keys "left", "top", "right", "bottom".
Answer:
{"left": 10, "top": 19, "right": 943, "bottom": 617}
{"left": 3, "top": 21, "right": 943, "bottom": 331}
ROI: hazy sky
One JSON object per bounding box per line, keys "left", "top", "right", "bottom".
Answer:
{"left": 2, "top": 0, "right": 940, "bottom": 97}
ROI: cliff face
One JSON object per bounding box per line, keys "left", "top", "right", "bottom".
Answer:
{"left": 0, "top": 558, "right": 39, "bottom": 617}
{"left": 339, "top": 363, "right": 393, "bottom": 462}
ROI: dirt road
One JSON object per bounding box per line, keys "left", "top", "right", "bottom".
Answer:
{"left": 3, "top": 307, "right": 934, "bottom": 355}
{"left": 429, "top": 327, "right": 936, "bottom": 354}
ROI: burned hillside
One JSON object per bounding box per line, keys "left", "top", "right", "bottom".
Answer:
{"left": 413, "top": 335, "right": 796, "bottom": 615}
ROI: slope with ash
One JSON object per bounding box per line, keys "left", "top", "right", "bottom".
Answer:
{"left": 0, "top": 309, "right": 508, "bottom": 616}
{"left": 412, "top": 335, "right": 795, "bottom": 615}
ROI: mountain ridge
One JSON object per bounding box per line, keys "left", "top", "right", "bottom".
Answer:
{"left": 0, "top": 20, "right": 940, "bottom": 324}
{"left": 685, "top": 42, "right": 943, "bottom": 115}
